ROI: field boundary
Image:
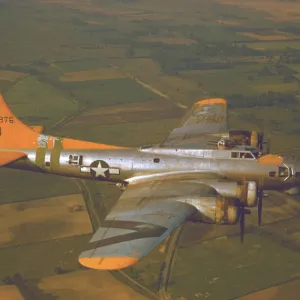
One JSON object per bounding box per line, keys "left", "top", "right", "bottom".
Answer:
{"left": 233, "top": 274, "right": 300, "bottom": 300}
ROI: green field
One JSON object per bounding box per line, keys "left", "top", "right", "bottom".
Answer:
{"left": 4, "top": 76, "right": 78, "bottom": 128}
{"left": 2, "top": 0, "right": 300, "bottom": 298}
{"left": 246, "top": 41, "right": 300, "bottom": 51}
{"left": 170, "top": 233, "right": 300, "bottom": 300}
{"left": 180, "top": 64, "right": 300, "bottom": 98}
{"left": 0, "top": 234, "right": 91, "bottom": 280}
{"left": 56, "top": 118, "right": 180, "bottom": 146}
{"left": 54, "top": 60, "right": 109, "bottom": 72}
{"left": 54, "top": 78, "right": 159, "bottom": 108}
{"left": 0, "top": 169, "right": 79, "bottom": 204}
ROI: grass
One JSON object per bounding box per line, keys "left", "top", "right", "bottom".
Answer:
{"left": 138, "top": 35, "right": 196, "bottom": 45}
{"left": 288, "top": 64, "right": 300, "bottom": 73}
{"left": 0, "top": 168, "right": 79, "bottom": 204}
{"left": 0, "top": 70, "right": 27, "bottom": 82}
{"left": 56, "top": 117, "right": 180, "bottom": 146}
{"left": 4, "top": 75, "right": 78, "bottom": 128}
{"left": 0, "top": 194, "right": 92, "bottom": 247}
{"left": 124, "top": 246, "right": 165, "bottom": 293}
{"left": 54, "top": 60, "right": 110, "bottom": 73}
{"left": 253, "top": 82, "right": 299, "bottom": 93}
{"left": 26, "top": 268, "right": 147, "bottom": 300}
{"left": 246, "top": 41, "right": 300, "bottom": 51}
{"left": 60, "top": 68, "right": 126, "bottom": 82}
{"left": 0, "top": 80, "right": 13, "bottom": 94}
{"left": 0, "top": 234, "right": 91, "bottom": 280}
{"left": 53, "top": 77, "right": 161, "bottom": 109}
{"left": 180, "top": 64, "right": 264, "bottom": 97}
{"left": 2, "top": 0, "right": 300, "bottom": 298}
{"left": 169, "top": 233, "right": 300, "bottom": 300}
{"left": 64, "top": 100, "right": 182, "bottom": 127}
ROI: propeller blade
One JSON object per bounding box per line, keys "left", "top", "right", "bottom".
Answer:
{"left": 239, "top": 206, "right": 251, "bottom": 243}
{"left": 267, "top": 133, "right": 271, "bottom": 154}
{"left": 258, "top": 190, "right": 263, "bottom": 226}
{"left": 240, "top": 207, "right": 245, "bottom": 243}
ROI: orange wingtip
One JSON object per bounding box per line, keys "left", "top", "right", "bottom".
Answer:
{"left": 196, "top": 98, "right": 227, "bottom": 105}
{"left": 79, "top": 256, "right": 139, "bottom": 270}
{"left": 258, "top": 154, "right": 283, "bottom": 165}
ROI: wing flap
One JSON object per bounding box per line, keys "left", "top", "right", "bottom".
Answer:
{"left": 0, "top": 151, "right": 27, "bottom": 167}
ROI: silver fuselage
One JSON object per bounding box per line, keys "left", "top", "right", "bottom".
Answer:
{"left": 7, "top": 146, "right": 300, "bottom": 192}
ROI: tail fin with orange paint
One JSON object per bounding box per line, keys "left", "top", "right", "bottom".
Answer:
{"left": 0, "top": 94, "right": 38, "bottom": 149}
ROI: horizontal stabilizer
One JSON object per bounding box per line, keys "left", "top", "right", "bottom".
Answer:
{"left": 0, "top": 151, "right": 27, "bottom": 167}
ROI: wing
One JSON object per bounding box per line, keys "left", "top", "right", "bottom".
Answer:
{"left": 78, "top": 179, "right": 216, "bottom": 270}
{"left": 161, "top": 98, "right": 228, "bottom": 149}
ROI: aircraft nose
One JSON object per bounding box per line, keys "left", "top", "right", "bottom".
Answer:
{"left": 289, "top": 159, "right": 300, "bottom": 179}
{"left": 294, "top": 164, "right": 300, "bottom": 178}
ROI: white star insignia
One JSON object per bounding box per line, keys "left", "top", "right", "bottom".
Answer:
{"left": 91, "top": 161, "right": 109, "bottom": 178}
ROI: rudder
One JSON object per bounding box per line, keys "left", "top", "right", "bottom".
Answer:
{"left": 0, "top": 94, "right": 38, "bottom": 149}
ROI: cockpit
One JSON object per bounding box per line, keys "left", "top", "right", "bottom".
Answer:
{"left": 230, "top": 151, "right": 257, "bottom": 160}
{"left": 269, "top": 165, "right": 293, "bottom": 181}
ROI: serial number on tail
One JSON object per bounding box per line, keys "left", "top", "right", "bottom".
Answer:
{"left": 0, "top": 117, "right": 14, "bottom": 123}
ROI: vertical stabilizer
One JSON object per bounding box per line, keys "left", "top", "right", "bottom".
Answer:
{"left": 0, "top": 94, "right": 38, "bottom": 149}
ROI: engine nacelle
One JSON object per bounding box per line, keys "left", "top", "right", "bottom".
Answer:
{"left": 228, "top": 130, "right": 263, "bottom": 148}
{"left": 202, "top": 180, "right": 258, "bottom": 207}
{"left": 191, "top": 196, "right": 239, "bottom": 225}
{"left": 237, "top": 181, "right": 258, "bottom": 207}
{"left": 215, "top": 198, "right": 239, "bottom": 225}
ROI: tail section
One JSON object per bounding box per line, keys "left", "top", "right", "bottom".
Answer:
{"left": 0, "top": 94, "right": 38, "bottom": 149}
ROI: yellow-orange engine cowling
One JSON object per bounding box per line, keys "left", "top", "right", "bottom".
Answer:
{"left": 215, "top": 198, "right": 239, "bottom": 225}
{"left": 204, "top": 180, "right": 258, "bottom": 207}
{"left": 228, "top": 130, "right": 263, "bottom": 148}
{"left": 193, "top": 196, "right": 239, "bottom": 225}
{"left": 237, "top": 181, "right": 258, "bottom": 207}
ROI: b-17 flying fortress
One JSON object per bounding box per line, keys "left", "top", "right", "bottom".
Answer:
{"left": 0, "top": 94, "right": 299, "bottom": 270}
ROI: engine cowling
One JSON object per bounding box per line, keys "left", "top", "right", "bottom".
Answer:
{"left": 237, "top": 181, "right": 258, "bottom": 207}
{"left": 203, "top": 180, "right": 258, "bottom": 207}
{"left": 228, "top": 130, "right": 263, "bottom": 148}
{"left": 192, "top": 196, "right": 239, "bottom": 225}
{"left": 215, "top": 198, "right": 239, "bottom": 225}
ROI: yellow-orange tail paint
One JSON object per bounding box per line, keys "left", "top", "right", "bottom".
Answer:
{"left": 0, "top": 94, "right": 39, "bottom": 149}
{"left": 0, "top": 93, "right": 126, "bottom": 151}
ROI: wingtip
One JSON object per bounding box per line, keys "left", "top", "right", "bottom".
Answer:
{"left": 78, "top": 256, "right": 139, "bottom": 270}
{"left": 196, "top": 98, "right": 227, "bottom": 105}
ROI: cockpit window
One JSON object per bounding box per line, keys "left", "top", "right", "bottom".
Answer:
{"left": 231, "top": 151, "right": 255, "bottom": 159}
{"left": 240, "top": 152, "right": 255, "bottom": 159}
{"left": 231, "top": 152, "right": 239, "bottom": 158}
{"left": 278, "top": 166, "right": 289, "bottom": 177}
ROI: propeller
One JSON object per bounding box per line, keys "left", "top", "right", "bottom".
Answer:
{"left": 260, "top": 132, "right": 271, "bottom": 154}
{"left": 239, "top": 204, "right": 251, "bottom": 243}
{"left": 257, "top": 189, "right": 263, "bottom": 226}
{"left": 266, "top": 133, "right": 271, "bottom": 154}
{"left": 257, "top": 123, "right": 271, "bottom": 154}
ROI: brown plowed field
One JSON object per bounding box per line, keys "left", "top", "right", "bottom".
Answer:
{"left": 0, "top": 194, "right": 92, "bottom": 247}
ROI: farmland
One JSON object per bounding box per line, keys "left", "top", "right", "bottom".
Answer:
{"left": 0, "top": 285, "right": 24, "bottom": 300}
{"left": 0, "top": 194, "right": 92, "bottom": 247}
{"left": 1, "top": 0, "right": 300, "bottom": 299}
